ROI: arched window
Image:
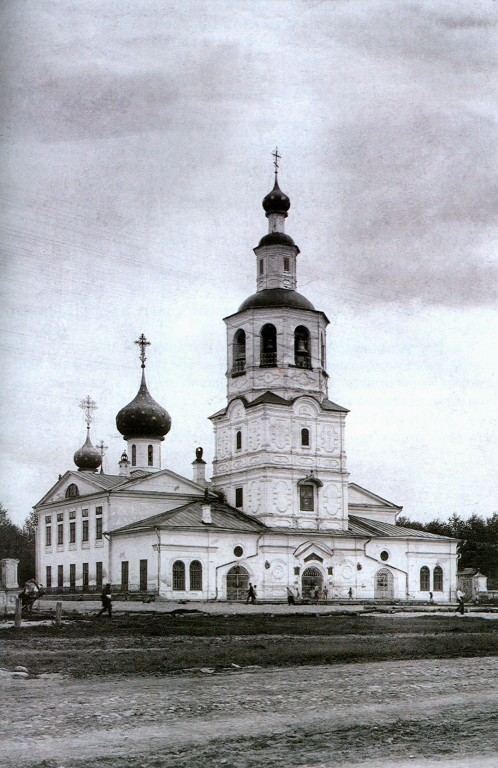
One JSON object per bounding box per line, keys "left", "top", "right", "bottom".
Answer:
{"left": 294, "top": 326, "right": 311, "bottom": 369}
{"left": 148, "top": 445, "right": 153, "bottom": 466}
{"left": 172, "top": 560, "right": 185, "bottom": 591}
{"left": 236, "top": 430, "right": 242, "bottom": 450}
{"left": 232, "top": 329, "right": 246, "bottom": 374}
{"left": 433, "top": 565, "right": 443, "bottom": 592}
{"left": 301, "top": 428, "right": 310, "bottom": 447}
{"left": 65, "top": 483, "right": 79, "bottom": 499}
{"left": 259, "top": 258, "right": 264, "bottom": 275}
{"left": 260, "top": 324, "right": 277, "bottom": 367}
{"left": 420, "top": 566, "right": 430, "bottom": 591}
{"left": 189, "top": 560, "right": 202, "bottom": 591}
{"left": 131, "top": 445, "right": 136, "bottom": 466}
{"left": 299, "top": 484, "right": 314, "bottom": 511}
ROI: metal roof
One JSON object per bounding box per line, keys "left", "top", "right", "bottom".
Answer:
{"left": 348, "top": 516, "right": 456, "bottom": 541}
{"left": 111, "top": 500, "right": 268, "bottom": 534}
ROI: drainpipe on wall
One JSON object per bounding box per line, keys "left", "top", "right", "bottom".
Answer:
{"left": 214, "top": 532, "right": 265, "bottom": 601}
{"left": 155, "top": 527, "right": 161, "bottom": 597}
{"left": 362, "top": 538, "right": 410, "bottom": 598}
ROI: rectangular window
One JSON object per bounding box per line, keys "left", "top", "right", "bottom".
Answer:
{"left": 57, "top": 524, "right": 64, "bottom": 545}
{"left": 69, "top": 510, "right": 76, "bottom": 520}
{"left": 69, "top": 521, "right": 76, "bottom": 543}
{"left": 57, "top": 512, "right": 63, "bottom": 522}
{"left": 46, "top": 566, "right": 52, "bottom": 588}
{"left": 45, "top": 526, "right": 52, "bottom": 546}
{"left": 95, "top": 518, "right": 103, "bottom": 540}
{"left": 95, "top": 506, "right": 102, "bottom": 516}
{"left": 45, "top": 515, "right": 51, "bottom": 523}
{"left": 235, "top": 487, "right": 243, "bottom": 508}
{"left": 139, "top": 560, "right": 148, "bottom": 592}
{"left": 284, "top": 256, "right": 290, "bottom": 271}
{"left": 70, "top": 564, "right": 76, "bottom": 589}
{"left": 82, "top": 508, "right": 89, "bottom": 518}
{"left": 82, "top": 562, "right": 89, "bottom": 588}
{"left": 121, "top": 561, "right": 129, "bottom": 591}
{"left": 259, "top": 258, "right": 264, "bottom": 275}
{"left": 82, "top": 520, "right": 89, "bottom": 542}
{"left": 96, "top": 561, "right": 103, "bottom": 588}
{"left": 57, "top": 565, "right": 63, "bottom": 588}
{"left": 299, "top": 484, "right": 314, "bottom": 511}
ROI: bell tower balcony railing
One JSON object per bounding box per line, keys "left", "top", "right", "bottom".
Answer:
{"left": 231, "top": 359, "right": 246, "bottom": 376}
{"left": 260, "top": 352, "right": 277, "bottom": 367}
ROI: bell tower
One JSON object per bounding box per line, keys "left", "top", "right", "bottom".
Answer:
{"left": 210, "top": 153, "right": 349, "bottom": 531}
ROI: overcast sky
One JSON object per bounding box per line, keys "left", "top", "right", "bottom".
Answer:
{"left": 1, "top": 0, "right": 497, "bottom": 527}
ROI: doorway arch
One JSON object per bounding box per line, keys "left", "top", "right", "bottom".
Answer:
{"left": 301, "top": 567, "right": 323, "bottom": 599}
{"left": 375, "top": 569, "right": 394, "bottom": 599}
{"left": 226, "top": 565, "right": 249, "bottom": 601}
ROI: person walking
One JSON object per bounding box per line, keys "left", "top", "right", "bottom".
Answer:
{"left": 348, "top": 587, "right": 353, "bottom": 600}
{"left": 97, "top": 583, "right": 112, "bottom": 618}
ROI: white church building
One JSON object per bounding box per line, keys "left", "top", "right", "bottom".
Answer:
{"left": 34, "top": 163, "right": 458, "bottom": 602}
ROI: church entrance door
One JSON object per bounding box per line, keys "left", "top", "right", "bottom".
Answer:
{"left": 375, "top": 569, "right": 394, "bottom": 599}
{"left": 301, "top": 567, "right": 323, "bottom": 599}
{"left": 226, "top": 565, "right": 249, "bottom": 601}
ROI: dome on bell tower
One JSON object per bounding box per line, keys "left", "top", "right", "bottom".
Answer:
{"left": 262, "top": 178, "right": 290, "bottom": 216}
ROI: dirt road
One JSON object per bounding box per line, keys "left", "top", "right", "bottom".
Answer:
{"left": 1, "top": 656, "right": 497, "bottom": 767}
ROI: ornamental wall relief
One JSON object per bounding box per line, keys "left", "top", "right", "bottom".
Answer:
{"left": 216, "top": 429, "right": 230, "bottom": 459}
{"left": 320, "top": 425, "right": 338, "bottom": 454}
{"left": 321, "top": 483, "right": 342, "bottom": 518}
{"left": 273, "top": 479, "right": 291, "bottom": 513}
{"left": 269, "top": 420, "right": 291, "bottom": 450}
{"left": 247, "top": 480, "right": 262, "bottom": 513}
{"left": 248, "top": 422, "right": 262, "bottom": 451}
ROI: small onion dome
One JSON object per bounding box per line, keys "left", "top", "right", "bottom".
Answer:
{"left": 74, "top": 432, "right": 102, "bottom": 472}
{"left": 257, "top": 232, "right": 299, "bottom": 250}
{"left": 116, "top": 371, "right": 171, "bottom": 441}
{"left": 262, "top": 179, "right": 290, "bottom": 216}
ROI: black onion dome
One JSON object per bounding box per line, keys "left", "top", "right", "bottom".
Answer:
{"left": 74, "top": 433, "right": 102, "bottom": 472}
{"left": 238, "top": 288, "right": 315, "bottom": 313}
{"left": 262, "top": 179, "right": 290, "bottom": 215}
{"left": 116, "top": 371, "right": 171, "bottom": 441}
{"left": 257, "top": 232, "right": 298, "bottom": 250}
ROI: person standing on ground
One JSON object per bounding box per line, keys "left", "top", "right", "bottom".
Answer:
{"left": 246, "top": 582, "right": 253, "bottom": 604}
{"left": 455, "top": 589, "right": 465, "bottom": 615}
{"left": 287, "top": 586, "right": 295, "bottom": 605}
{"left": 322, "top": 585, "right": 328, "bottom": 601}
{"left": 97, "top": 583, "right": 112, "bottom": 618}
{"left": 348, "top": 587, "right": 353, "bottom": 600}
{"left": 251, "top": 585, "right": 257, "bottom": 604}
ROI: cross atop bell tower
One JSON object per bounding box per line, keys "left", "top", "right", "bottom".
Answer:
{"left": 135, "top": 333, "right": 151, "bottom": 369}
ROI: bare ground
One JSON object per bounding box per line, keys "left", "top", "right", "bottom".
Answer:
{"left": 1, "top": 612, "right": 497, "bottom": 767}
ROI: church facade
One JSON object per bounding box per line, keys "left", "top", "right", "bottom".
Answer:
{"left": 34, "top": 165, "right": 458, "bottom": 602}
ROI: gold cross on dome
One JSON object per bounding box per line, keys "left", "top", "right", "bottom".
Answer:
{"left": 135, "top": 333, "right": 151, "bottom": 368}
{"left": 272, "top": 146, "right": 281, "bottom": 176}
{"left": 96, "top": 440, "right": 108, "bottom": 458}
{"left": 79, "top": 395, "right": 98, "bottom": 429}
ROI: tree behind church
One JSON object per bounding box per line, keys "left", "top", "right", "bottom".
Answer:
{"left": 0, "top": 504, "right": 36, "bottom": 585}
{"left": 397, "top": 513, "right": 498, "bottom": 587}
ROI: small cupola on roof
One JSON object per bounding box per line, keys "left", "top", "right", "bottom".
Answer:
{"left": 116, "top": 334, "right": 171, "bottom": 441}
{"left": 73, "top": 395, "right": 102, "bottom": 472}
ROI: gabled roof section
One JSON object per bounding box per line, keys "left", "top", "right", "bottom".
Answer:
{"left": 349, "top": 515, "right": 457, "bottom": 541}
{"left": 35, "top": 471, "right": 124, "bottom": 507}
{"left": 111, "top": 500, "right": 268, "bottom": 535}
{"left": 321, "top": 398, "right": 349, "bottom": 413}
{"left": 110, "top": 467, "right": 208, "bottom": 495}
{"left": 247, "top": 391, "right": 289, "bottom": 407}
{"left": 348, "top": 483, "right": 402, "bottom": 510}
